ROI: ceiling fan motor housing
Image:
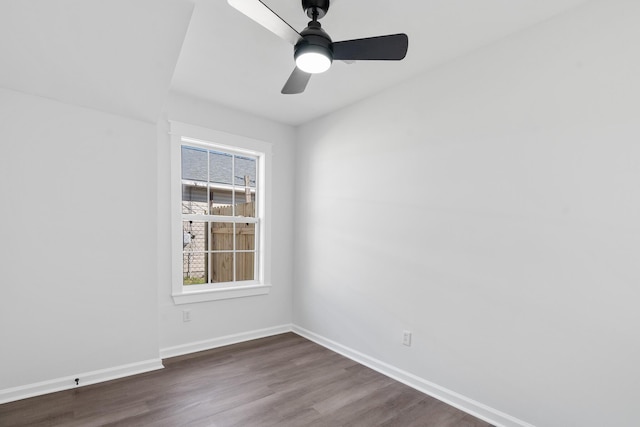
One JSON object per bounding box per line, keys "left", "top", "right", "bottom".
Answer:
{"left": 302, "top": 0, "right": 330, "bottom": 19}
{"left": 294, "top": 21, "right": 334, "bottom": 66}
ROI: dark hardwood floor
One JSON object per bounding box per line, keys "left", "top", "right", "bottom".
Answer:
{"left": 0, "top": 333, "right": 493, "bottom": 426}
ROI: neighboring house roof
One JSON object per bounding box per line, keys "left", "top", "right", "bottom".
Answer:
{"left": 181, "top": 146, "right": 256, "bottom": 188}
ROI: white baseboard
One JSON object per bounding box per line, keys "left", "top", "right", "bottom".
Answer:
{"left": 1, "top": 325, "right": 291, "bottom": 405}
{"left": 292, "top": 325, "right": 535, "bottom": 427}
{"left": 2, "top": 324, "right": 533, "bottom": 427}
{"left": 0, "top": 358, "right": 163, "bottom": 405}
{"left": 159, "top": 324, "right": 293, "bottom": 359}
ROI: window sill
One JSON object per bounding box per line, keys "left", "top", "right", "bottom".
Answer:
{"left": 172, "top": 284, "right": 271, "bottom": 305}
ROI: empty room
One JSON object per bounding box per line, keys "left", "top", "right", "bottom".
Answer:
{"left": 0, "top": 0, "right": 638, "bottom": 426}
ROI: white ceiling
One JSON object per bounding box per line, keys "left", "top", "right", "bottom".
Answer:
{"left": 171, "top": 0, "right": 590, "bottom": 125}
{"left": 0, "top": 0, "right": 194, "bottom": 122}
{"left": 0, "top": 0, "right": 591, "bottom": 126}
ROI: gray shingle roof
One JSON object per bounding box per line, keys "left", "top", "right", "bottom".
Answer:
{"left": 181, "top": 146, "right": 256, "bottom": 188}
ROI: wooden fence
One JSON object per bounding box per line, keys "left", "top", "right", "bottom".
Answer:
{"left": 210, "top": 202, "right": 255, "bottom": 283}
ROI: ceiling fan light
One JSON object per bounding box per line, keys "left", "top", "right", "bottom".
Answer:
{"left": 295, "top": 50, "right": 332, "bottom": 74}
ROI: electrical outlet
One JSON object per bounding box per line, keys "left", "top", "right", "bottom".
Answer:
{"left": 182, "top": 310, "right": 192, "bottom": 322}
{"left": 402, "top": 330, "right": 412, "bottom": 347}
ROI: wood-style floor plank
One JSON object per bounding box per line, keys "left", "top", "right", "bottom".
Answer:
{"left": 0, "top": 333, "right": 494, "bottom": 426}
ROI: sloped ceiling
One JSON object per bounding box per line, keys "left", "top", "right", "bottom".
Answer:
{"left": 0, "top": 0, "right": 592, "bottom": 126}
{"left": 171, "top": 0, "right": 590, "bottom": 125}
{"left": 0, "top": 0, "right": 194, "bottom": 122}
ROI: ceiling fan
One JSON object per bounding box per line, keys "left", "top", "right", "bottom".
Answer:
{"left": 228, "top": 0, "right": 409, "bottom": 94}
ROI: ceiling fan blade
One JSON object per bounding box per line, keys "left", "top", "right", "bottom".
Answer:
{"left": 332, "top": 33, "right": 408, "bottom": 61}
{"left": 281, "top": 67, "right": 312, "bottom": 94}
{"left": 228, "top": 0, "right": 301, "bottom": 45}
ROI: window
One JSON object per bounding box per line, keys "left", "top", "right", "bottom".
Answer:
{"left": 170, "top": 122, "right": 272, "bottom": 304}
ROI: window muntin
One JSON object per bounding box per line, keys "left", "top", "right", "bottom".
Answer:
{"left": 180, "top": 145, "right": 259, "bottom": 288}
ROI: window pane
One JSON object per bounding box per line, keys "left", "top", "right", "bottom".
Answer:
{"left": 234, "top": 190, "right": 255, "bottom": 217}
{"left": 211, "top": 252, "right": 233, "bottom": 283}
{"left": 210, "top": 203, "right": 232, "bottom": 216}
{"left": 235, "top": 156, "right": 256, "bottom": 188}
{"left": 210, "top": 188, "right": 233, "bottom": 215}
{"left": 182, "top": 147, "right": 208, "bottom": 182}
{"left": 183, "top": 221, "right": 208, "bottom": 252}
{"left": 211, "top": 222, "right": 233, "bottom": 251}
{"left": 235, "top": 223, "right": 255, "bottom": 251}
{"left": 236, "top": 252, "right": 255, "bottom": 281}
{"left": 183, "top": 253, "right": 206, "bottom": 285}
{"left": 182, "top": 184, "right": 208, "bottom": 214}
{"left": 209, "top": 151, "right": 233, "bottom": 185}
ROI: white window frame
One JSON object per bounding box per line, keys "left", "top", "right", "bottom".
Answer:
{"left": 170, "top": 121, "right": 272, "bottom": 304}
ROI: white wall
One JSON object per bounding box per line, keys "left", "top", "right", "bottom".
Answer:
{"left": 0, "top": 88, "right": 160, "bottom": 390}
{"left": 293, "top": 0, "right": 640, "bottom": 426}
{"left": 157, "top": 93, "right": 295, "bottom": 352}
{"left": 0, "top": 87, "right": 295, "bottom": 399}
